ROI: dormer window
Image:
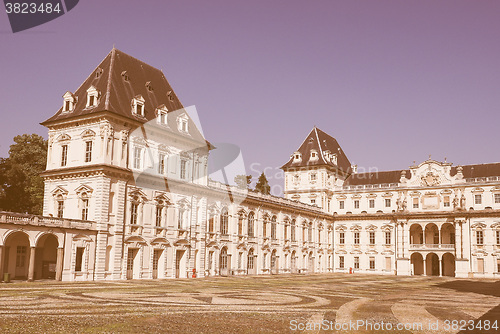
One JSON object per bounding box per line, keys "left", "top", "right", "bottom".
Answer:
{"left": 293, "top": 152, "right": 302, "bottom": 162}
{"left": 132, "top": 95, "right": 145, "bottom": 117}
{"left": 121, "top": 71, "right": 129, "bottom": 81}
{"left": 156, "top": 105, "right": 168, "bottom": 125}
{"left": 86, "top": 86, "right": 99, "bottom": 108}
{"left": 177, "top": 114, "right": 189, "bottom": 133}
{"left": 310, "top": 149, "right": 319, "bottom": 161}
{"left": 62, "top": 91, "right": 76, "bottom": 112}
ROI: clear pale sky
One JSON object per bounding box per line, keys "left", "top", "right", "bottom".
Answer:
{"left": 1, "top": 1, "right": 499, "bottom": 195}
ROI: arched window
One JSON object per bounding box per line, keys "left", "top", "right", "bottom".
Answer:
{"left": 248, "top": 249, "right": 254, "bottom": 269}
{"left": 291, "top": 219, "right": 296, "bottom": 242}
{"left": 238, "top": 212, "right": 244, "bottom": 236}
{"left": 56, "top": 194, "right": 64, "bottom": 218}
{"left": 308, "top": 223, "right": 313, "bottom": 242}
{"left": 247, "top": 212, "right": 255, "bottom": 237}
{"left": 80, "top": 192, "right": 89, "bottom": 220}
{"left": 208, "top": 213, "right": 215, "bottom": 232}
{"left": 263, "top": 215, "right": 269, "bottom": 238}
{"left": 220, "top": 208, "right": 229, "bottom": 235}
{"left": 271, "top": 216, "right": 277, "bottom": 240}
{"left": 220, "top": 247, "right": 228, "bottom": 269}
{"left": 283, "top": 219, "right": 289, "bottom": 240}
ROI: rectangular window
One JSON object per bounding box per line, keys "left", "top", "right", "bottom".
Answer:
{"left": 495, "top": 194, "right": 500, "bottom": 204}
{"left": 444, "top": 196, "right": 450, "bottom": 207}
{"left": 385, "top": 199, "right": 391, "bottom": 207}
{"left": 413, "top": 197, "right": 419, "bottom": 209}
{"left": 75, "top": 247, "right": 85, "bottom": 272}
{"left": 85, "top": 141, "right": 92, "bottom": 162}
{"left": 339, "top": 232, "right": 345, "bottom": 244}
{"left": 354, "top": 200, "right": 359, "bottom": 209}
{"left": 369, "top": 257, "right": 375, "bottom": 270}
{"left": 136, "top": 104, "right": 143, "bottom": 116}
{"left": 476, "top": 230, "right": 484, "bottom": 245}
{"left": 156, "top": 206, "right": 162, "bottom": 227}
{"left": 369, "top": 199, "right": 375, "bottom": 208}
{"left": 475, "top": 194, "right": 482, "bottom": 205}
{"left": 354, "top": 232, "right": 360, "bottom": 244}
{"left": 339, "top": 201, "right": 344, "bottom": 210}
{"left": 311, "top": 199, "right": 315, "bottom": 204}
{"left": 354, "top": 256, "right": 359, "bottom": 269}
{"left": 497, "top": 258, "right": 500, "bottom": 273}
{"left": 385, "top": 257, "right": 391, "bottom": 271}
{"left": 130, "top": 203, "right": 138, "bottom": 225}
{"left": 385, "top": 231, "right": 391, "bottom": 245}
{"left": 339, "top": 256, "right": 344, "bottom": 269}
{"left": 178, "top": 209, "right": 184, "bottom": 229}
{"left": 61, "top": 145, "right": 68, "bottom": 167}
{"left": 497, "top": 230, "right": 500, "bottom": 245}
{"left": 16, "top": 246, "right": 26, "bottom": 268}
{"left": 89, "top": 95, "right": 95, "bottom": 107}
{"left": 369, "top": 231, "right": 375, "bottom": 245}
{"left": 133, "top": 147, "right": 142, "bottom": 169}
{"left": 158, "top": 153, "right": 165, "bottom": 174}
{"left": 238, "top": 252, "right": 242, "bottom": 269}
{"left": 180, "top": 160, "right": 187, "bottom": 179}
{"left": 57, "top": 199, "right": 64, "bottom": 218}
{"left": 81, "top": 199, "right": 89, "bottom": 220}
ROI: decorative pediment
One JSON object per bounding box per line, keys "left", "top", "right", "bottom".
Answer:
{"left": 471, "top": 222, "right": 487, "bottom": 229}
{"left": 381, "top": 224, "right": 393, "bottom": 231}
{"left": 158, "top": 144, "right": 170, "bottom": 153}
{"left": 150, "top": 237, "right": 170, "bottom": 247}
{"left": 56, "top": 133, "right": 71, "bottom": 142}
{"left": 207, "top": 203, "right": 221, "bottom": 215}
{"left": 73, "top": 234, "right": 93, "bottom": 242}
{"left": 154, "top": 192, "right": 171, "bottom": 204}
{"left": 124, "top": 236, "right": 147, "bottom": 244}
{"left": 365, "top": 250, "right": 378, "bottom": 255}
{"left": 132, "top": 136, "right": 148, "bottom": 145}
{"left": 408, "top": 159, "right": 454, "bottom": 187}
{"left": 174, "top": 239, "right": 189, "bottom": 247}
{"left": 51, "top": 186, "right": 68, "bottom": 196}
{"left": 128, "top": 188, "right": 147, "bottom": 202}
{"left": 472, "top": 187, "right": 484, "bottom": 193}
{"left": 490, "top": 222, "right": 500, "bottom": 229}
{"left": 75, "top": 184, "right": 93, "bottom": 195}
{"left": 350, "top": 224, "right": 362, "bottom": 231}
{"left": 366, "top": 193, "right": 377, "bottom": 198}
{"left": 350, "top": 249, "right": 362, "bottom": 255}
{"left": 366, "top": 224, "right": 377, "bottom": 231}
{"left": 81, "top": 129, "right": 96, "bottom": 139}
{"left": 177, "top": 197, "right": 191, "bottom": 208}
{"left": 335, "top": 224, "right": 347, "bottom": 231}
{"left": 352, "top": 194, "right": 362, "bottom": 199}
{"left": 335, "top": 249, "right": 347, "bottom": 255}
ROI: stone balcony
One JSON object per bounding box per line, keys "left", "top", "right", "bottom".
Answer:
{"left": 409, "top": 243, "right": 455, "bottom": 251}
{"left": 0, "top": 211, "right": 96, "bottom": 230}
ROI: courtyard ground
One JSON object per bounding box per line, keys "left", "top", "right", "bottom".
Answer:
{"left": 0, "top": 274, "right": 499, "bottom": 334}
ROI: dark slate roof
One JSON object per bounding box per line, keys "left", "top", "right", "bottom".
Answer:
{"left": 42, "top": 48, "right": 183, "bottom": 124}
{"left": 281, "top": 127, "right": 351, "bottom": 174}
{"left": 451, "top": 163, "right": 500, "bottom": 178}
{"left": 345, "top": 162, "right": 500, "bottom": 186}
{"left": 345, "top": 170, "right": 409, "bottom": 186}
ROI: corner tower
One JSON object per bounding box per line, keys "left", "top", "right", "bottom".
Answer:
{"left": 281, "top": 127, "right": 351, "bottom": 213}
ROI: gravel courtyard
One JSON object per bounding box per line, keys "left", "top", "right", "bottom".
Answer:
{"left": 1, "top": 274, "right": 499, "bottom": 334}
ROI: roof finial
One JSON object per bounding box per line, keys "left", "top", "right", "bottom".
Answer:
{"left": 112, "top": 43, "right": 116, "bottom": 50}
{"left": 428, "top": 154, "right": 431, "bottom": 160}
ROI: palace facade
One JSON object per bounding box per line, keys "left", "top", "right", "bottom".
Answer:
{"left": 1, "top": 49, "right": 499, "bottom": 281}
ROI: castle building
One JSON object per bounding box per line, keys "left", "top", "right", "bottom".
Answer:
{"left": 0, "top": 49, "right": 499, "bottom": 281}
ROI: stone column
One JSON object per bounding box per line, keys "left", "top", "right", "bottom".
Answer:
{"left": 423, "top": 258, "right": 427, "bottom": 275}
{"left": 439, "top": 259, "right": 442, "bottom": 277}
{"left": 0, "top": 245, "right": 3, "bottom": 280}
{"left": 455, "top": 220, "right": 463, "bottom": 259}
{"left": 28, "top": 247, "right": 36, "bottom": 281}
{"left": 55, "top": 247, "right": 64, "bottom": 281}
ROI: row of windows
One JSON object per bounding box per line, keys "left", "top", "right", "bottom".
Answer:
{"left": 339, "top": 256, "right": 388, "bottom": 270}
{"left": 475, "top": 230, "right": 500, "bottom": 245}
{"left": 339, "top": 198, "right": 392, "bottom": 209}
{"left": 133, "top": 147, "right": 190, "bottom": 180}
{"left": 60, "top": 141, "right": 93, "bottom": 167}
{"left": 208, "top": 211, "right": 332, "bottom": 243}
{"left": 338, "top": 231, "right": 391, "bottom": 245}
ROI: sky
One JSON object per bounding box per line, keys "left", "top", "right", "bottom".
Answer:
{"left": 1, "top": 1, "right": 499, "bottom": 195}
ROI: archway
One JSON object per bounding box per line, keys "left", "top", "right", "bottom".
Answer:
{"left": 308, "top": 252, "right": 314, "bottom": 273}
{"left": 440, "top": 223, "right": 455, "bottom": 245}
{"left": 291, "top": 250, "right": 297, "bottom": 273}
{"left": 410, "top": 224, "right": 423, "bottom": 244}
{"left": 219, "top": 247, "right": 228, "bottom": 276}
{"left": 442, "top": 252, "right": 455, "bottom": 277}
{"left": 35, "top": 234, "right": 59, "bottom": 280}
{"left": 4, "top": 231, "right": 31, "bottom": 280}
{"left": 410, "top": 253, "right": 424, "bottom": 275}
{"left": 426, "top": 253, "right": 439, "bottom": 276}
{"left": 424, "top": 224, "right": 439, "bottom": 245}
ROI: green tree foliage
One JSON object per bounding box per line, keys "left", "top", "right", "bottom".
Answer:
{"left": 0, "top": 134, "right": 47, "bottom": 214}
{"left": 234, "top": 174, "right": 252, "bottom": 189}
{"left": 254, "top": 172, "right": 271, "bottom": 195}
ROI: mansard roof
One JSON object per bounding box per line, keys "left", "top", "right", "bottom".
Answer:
{"left": 43, "top": 48, "right": 184, "bottom": 124}
{"left": 281, "top": 127, "right": 351, "bottom": 174}
{"left": 451, "top": 163, "right": 500, "bottom": 179}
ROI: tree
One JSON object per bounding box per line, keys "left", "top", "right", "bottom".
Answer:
{"left": 234, "top": 174, "right": 252, "bottom": 189}
{"left": 255, "top": 172, "right": 271, "bottom": 195}
{"left": 0, "top": 134, "right": 47, "bottom": 214}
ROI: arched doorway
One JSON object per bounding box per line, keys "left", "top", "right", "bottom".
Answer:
{"left": 35, "top": 234, "right": 59, "bottom": 280}
{"left": 291, "top": 250, "right": 297, "bottom": 273}
{"left": 247, "top": 248, "right": 256, "bottom": 275}
{"left": 410, "top": 224, "right": 423, "bottom": 244}
{"left": 426, "top": 253, "right": 439, "bottom": 276}
{"left": 410, "top": 253, "right": 424, "bottom": 275}
{"left": 442, "top": 253, "right": 455, "bottom": 277}
{"left": 220, "top": 247, "right": 228, "bottom": 276}
{"left": 4, "top": 231, "right": 31, "bottom": 280}
{"left": 270, "top": 249, "right": 278, "bottom": 275}
{"left": 308, "top": 252, "right": 314, "bottom": 273}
